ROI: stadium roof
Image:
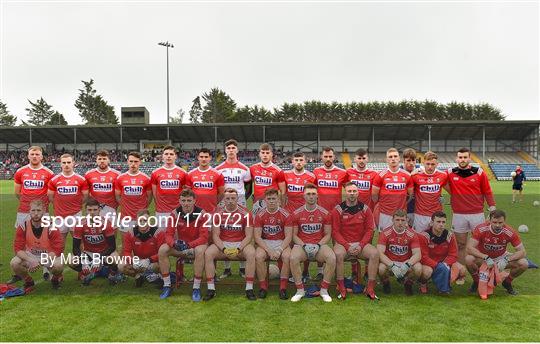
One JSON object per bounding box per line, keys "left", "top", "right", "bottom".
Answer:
{"left": 0, "top": 120, "right": 538, "bottom": 144}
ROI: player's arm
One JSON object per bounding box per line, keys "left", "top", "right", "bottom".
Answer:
{"left": 319, "top": 224, "right": 332, "bottom": 246}
{"left": 151, "top": 184, "right": 158, "bottom": 201}
{"left": 331, "top": 211, "right": 349, "bottom": 249}
{"left": 216, "top": 186, "right": 225, "bottom": 204}
{"left": 244, "top": 182, "right": 252, "bottom": 199}
{"left": 359, "top": 207, "right": 376, "bottom": 248}
{"left": 443, "top": 235, "right": 458, "bottom": 266}
{"left": 254, "top": 226, "right": 269, "bottom": 252}
{"left": 418, "top": 235, "right": 438, "bottom": 269}
{"left": 47, "top": 189, "right": 54, "bottom": 203}
{"left": 115, "top": 188, "right": 121, "bottom": 203}
{"left": 508, "top": 243, "right": 526, "bottom": 262}
{"left": 100, "top": 232, "right": 117, "bottom": 256}
{"left": 122, "top": 232, "right": 133, "bottom": 257}
{"left": 466, "top": 237, "right": 488, "bottom": 259}
{"left": 292, "top": 225, "right": 304, "bottom": 246}
{"left": 72, "top": 227, "right": 83, "bottom": 256}
{"left": 14, "top": 182, "right": 21, "bottom": 200}
{"left": 239, "top": 225, "right": 253, "bottom": 251}
{"left": 371, "top": 186, "right": 380, "bottom": 204}
{"left": 377, "top": 243, "right": 393, "bottom": 266}
{"left": 407, "top": 247, "right": 421, "bottom": 265}
{"left": 82, "top": 189, "right": 89, "bottom": 206}
{"left": 188, "top": 220, "right": 209, "bottom": 248}
{"left": 146, "top": 189, "right": 153, "bottom": 207}
{"left": 481, "top": 172, "right": 496, "bottom": 210}
{"left": 212, "top": 225, "right": 224, "bottom": 251}
{"left": 282, "top": 225, "right": 293, "bottom": 250}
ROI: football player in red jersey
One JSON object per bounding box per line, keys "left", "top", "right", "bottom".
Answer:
{"left": 254, "top": 188, "right": 293, "bottom": 300}
{"left": 12, "top": 146, "right": 54, "bottom": 283}
{"left": 372, "top": 148, "right": 413, "bottom": 231}
{"left": 84, "top": 150, "right": 120, "bottom": 220}
{"left": 418, "top": 211, "right": 466, "bottom": 294}
{"left": 186, "top": 148, "right": 225, "bottom": 213}
{"left": 115, "top": 151, "right": 153, "bottom": 234}
{"left": 249, "top": 143, "right": 285, "bottom": 215}
{"left": 377, "top": 209, "right": 422, "bottom": 295}
{"left": 289, "top": 183, "right": 335, "bottom": 303}
{"left": 447, "top": 148, "right": 496, "bottom": 264}
{"left": 332, "top": 182, "right": 379, "bottom": 300}
{"left": 151, "top": 145, "right": 187, "bottom": 230}
{"left": 402, "top": 148, "right": 418, "bottom": 226}
{"left": 203, "top": 188, "right": 256, "bottom": 301}
{"left": 119, "top": 209, "right": 166, "bottom": 288}
{"left": 346, "top": 148, "right": 378, "bottom": 210}
{"left": 411, "top": 151, "right": 448, "bottom": 232}
{"left": 465, "top": 210, "right": 528, "bottom": 296}
{"left": 282, "top": 152, "right": 315, "bottom": 213}
{"left": 48, "top": 153, "right": 89, "bottom": 239}
{"left": 10, "top": 200, "right": 64, "bottom": 289}
{"left": 70, "top": 198, "right": 121, "bottom": 286}
{"left": 158, "top": 188, "right": 209, "bottom": 301}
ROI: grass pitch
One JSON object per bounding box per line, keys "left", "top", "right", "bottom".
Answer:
{"left": 0, "top": 180, "right": 539, "bottom": 342}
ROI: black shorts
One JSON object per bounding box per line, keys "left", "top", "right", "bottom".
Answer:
{"left": 512, "top": 184, "right": 523, "bottom": 191}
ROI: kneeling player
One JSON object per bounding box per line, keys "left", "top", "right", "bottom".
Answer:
{"left": 158, "top": 188, "right": 208, "bottom": 300}
{"left": 465, "top": 210, "right": 528, "bottom": 298}
{"left": 377, "top": 209, "right": 422, "bottom": 295}
{"left": 119, "top": 209, "right": 166, "bottom": 287}
{"left": 204, "top": 188, "right": 256, "bottom": 301}
{"left": 11, "top": 200, "right": 64, "bottom": 289}
{"left": 254, "top": 188, "right": 292, "bottom": 300}
{"left": 70, "top": 198, "right": 121, "bottom": 285}
{"left": 332, "top": 182, "right": 379, "bottom": 300}
{"left": 418, "top": 211, "right": 466, "bottom": 294}
{"left": 289, "top": 183, "right": 335, "bottom": 302}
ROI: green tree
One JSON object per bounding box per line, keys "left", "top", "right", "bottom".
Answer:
{"left": 75, "top": 79, "right": 118, "bottom": 124}
{"left": 189, "top": 97, "right": 202, "bottom": 123}
{"left": 25, "top": 97, "right": 67, "bottom": 126}
{"left": 200, "top": 88, "right": 237, "bottom": 123}
{"left": 170, "top": 109, "right": 185, "bottom": 124}
{"left": 48, "top": 111, "right": 68, "bottom": 125}
{"left": 0, "top": 100, "right": 17, "bottom": 126}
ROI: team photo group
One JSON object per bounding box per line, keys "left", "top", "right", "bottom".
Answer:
{"left": 10, "top": 139, "right": 529, "bottom": 303}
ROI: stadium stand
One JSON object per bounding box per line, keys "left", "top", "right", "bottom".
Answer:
{"left": 489, "top": 163, "right": 540, "bottom": 181}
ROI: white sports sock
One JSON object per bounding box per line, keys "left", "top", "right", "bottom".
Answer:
{"left": 245, "top": 281, "right": 253, "bottom": 290}
{"left": 163, "top": 275, "right": 171, "bottom": 287}
{"left": 296, "top": 288, "right": 305, "bottom": 294}
{"left": 320, "top": 288, "right": 329, "bottom": 295}
{"left": 193, "top": 277, "right": 201, "bottom": 289}
{"left": 207, "top": 281, "right": 215, "bottom": 290}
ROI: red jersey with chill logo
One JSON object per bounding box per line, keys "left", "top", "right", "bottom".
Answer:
{"left": 123, "top": 226, "right": 166, "bottom": 261}
{"left": 14, "top": 165, "right": 54, "bottom": 212}
{"left": 378, "top": 226, "right": 419, "bottom": 262}
{"left": 85, "top": 168, "right": 120, "bottom": 209}
{"left": 48, "top": 173, "right": 88, "bottom": 217}
{"left": 331, "top": 202, "right": 375, "bottom": 250}
{"left": 313, "top": 165, "right": 347, "bottom": 212}
{"left": 283, "top": 170, "right": 316, "bottom": 212}
{"left": 373, "top": 168, "right": 412, "bottom": 216}
{"left": 412, "top": 170, "right": 448, "bottom": 216}
{"left": 115, "top": 172, "right": 151, "bottom": 219}
{"left": 472, "top": 222, "right": 522, "bottom": 259}
{"left": 291, "top": 205, "right": 330, "bottom": 244}
{"left": 73, "top": 219, "right": 115, "bottom": 253}
{"left": 254, "top": 207, "right": 291, "bottom": 240}
{"left": 151, "top": 166, "right": 187, "bottom": 213}
{"left": 447, "top": 166, "right": 495, "bottom": 214}
{"left": 346, "top": 167, "right": 378, "bottom": 209}
{"left": 249, "top": 162, "right": 284, "bottom": 201}
{"left": 418, "top": 229, "right": 458, "bottom": 268}
{"left": 186, "top": 167, "right": 224, "bottom": 213}
{"left": 216, "top": 206, "right": 252, "bottom": 242}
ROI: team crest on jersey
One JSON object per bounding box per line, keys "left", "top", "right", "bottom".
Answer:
{"left": 263, "top": 225, "right": 282, "bottom": 235}
{"left": 483, "top": 243, "right": 505, "bottom": 251}
{"left": 287, "top": 184, "right": 304, "bottom": 192}
{"left": 351, "top": 180, "right": 370, "bottom": 190}
{"left": 419, "top": 184, "right": 440, "bottom": 193}
{"left": 255, "top": 176, "right": 272, "bottom": 186}
{"left": 84, "top": 234, "right": 105, "bottom": 244}
{"left": 124, "top": 185, "right": 143, "bottom": 195}
{"left": 93, "top": 182, "right": 113, "bottom": 192}
{"left": 318, "top": 179, "right": 338, "bottom": 188}
{"left": 160, "top": 179, "right": 180, "bottom": 189}
{"left": 385, "top": 183, "right": 406, "bottom": 191}
{"left": 57, "top": 186, "right": 78, "bottom": 195}
{"left": 300, "top": 223, "right": 322, "bottom": 234}
{"left": 193, "top": 181, "right": 214, "bottom": 189}
{"left": 388, "top": 244, "right": 408, "bottom": 255}
{"left": 23, "top": 180, "right": 45, "bottom": 189}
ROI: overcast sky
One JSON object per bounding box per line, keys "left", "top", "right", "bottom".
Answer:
{"left": 1, "top": 1, "right": 538, "bottom": 124}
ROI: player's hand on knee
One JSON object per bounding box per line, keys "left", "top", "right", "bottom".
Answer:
{"left": 390, "top": 262, "right": 403, "bottom": 279}
{"left": 496, "top": 256, "right": 509, "bottom": 271}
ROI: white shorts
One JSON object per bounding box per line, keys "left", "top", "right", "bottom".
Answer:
{"left": 413, "top": 214, "right": 432, "bottom": 233}
{"left": 119, "top": 220, "right": 137, "bottom": 233}
{"left": 57, "top": 212, "right": 83, "bottom": 234}
{"left": 223, "top": 241, "right": 242, "bottom": 249}
{"left": 378, "top": 213, "right": 393, "bottom": 231}
{"left": 155, "top": 212, "right": 172, "bottom": 229}
{"left": 452, "top": 213, "right": 486, "bottom": 234}
{"left": 100, "top": 205, "right": 117, "bottom": 218}
{"left": 263, "top": 239, "right": 283, "bottom": 252}
{"left": 15, "top": 212, "right": 51, "bottom": 229}
{"left": 25, "top": 250, "right": 53, "bottom": 266}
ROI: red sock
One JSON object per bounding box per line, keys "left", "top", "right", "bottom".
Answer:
{"left": 303, "top": 261, "right": 309, "bottom": 275}
{"left": 260, "top": 280, "right": 268, "bottom": 290}
{"left": 295, "top": 282, "right": 304, "bottom": 291}
{"left": 367, "top": 279, "right": 376, "bottom": 293}
{"left": 321, "top": 279, "right": 330, "bottom": 290}
{"left": 337, "top": 278, "right": 345, "bottom": 291}
{"left": 24, "top": 275, "right": 33, "bottom": 282}
{"left": 472, "top": 272, "right": 479, "bottom": 284}
{"left": 280, "top": 277, "right": 288, "bottom": 290}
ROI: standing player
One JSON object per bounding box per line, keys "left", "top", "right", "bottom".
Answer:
{"left": 249, "top": 143, "right": 285, "bottom": 215}
{"left": 332, "top": 182, "right": 379, "bottom": 300}
{"left": 446, "top": 148, "right": 496, "bottom": 263}
{"left": 216, "top": 139, "right": 252, "bottom": 278}
{"left": 372, "top": 148, "right": 413, "bottom": 231}
{"left": 158, "top": 188, "right": 208, "bottom": 301}
{"left": 465, "top": 210, "right": 528, "bottom": 297}
{"left": 186, "top": 148, "right": 225, "bottom": 213}
{"left": 289, "top": 184, "right": 336, "bottom": 303}
{"left": 402, "top": 148, "right": 417, "bottom": 225}
{"left": 254, "top": 188, "right": 293, "bottom": 300}
{"left": 12, "top": 146, "right": 54, "bottom": 283}
{"left": 115, "top": 151, "right": 153, "bottom": 234}
{"left": 346, "top": 148, "right": 378, "bottom": 210}
{"left": 48, "top": 153, "right": 88, "bottom": 239}
{"left": 70, "top": 198, "right": 120, "bottom": 285}
{"left": 85, "top": 150, "right": 120, "bottom": 220}
{"left": 10, "top": 200, "right": 64, "bottom": 289}
{"left": 411, "top": 151, "right": 448, "bottom": 232}
{"left": 203, "top": 188, "right": 256, "bottom": 301}
{"left": 418, "top": 211, "right": 466, "bottom": 294}
{"left": 282, "top": 152, "right": 315, "bottom": 213}
{"left": 151, "top": 145, "right": 187, "bottom": 230}
{"left": 511, "top": 165, "right": 526, "bottom": 203}
{"left": 377, "top": 209, "right": 422, "bottom": 295}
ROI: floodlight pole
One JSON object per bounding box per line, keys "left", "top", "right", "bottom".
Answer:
{"left": 158, "top": 41, "right": 174, "bottom": 124}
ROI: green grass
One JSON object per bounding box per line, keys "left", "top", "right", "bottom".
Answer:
{"left": 0, "top": 180, "right": 539, "bottom": 342}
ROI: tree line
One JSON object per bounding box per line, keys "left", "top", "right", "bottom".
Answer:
{"left": 0, "top": 85, "right": 505, "bottom": 127}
